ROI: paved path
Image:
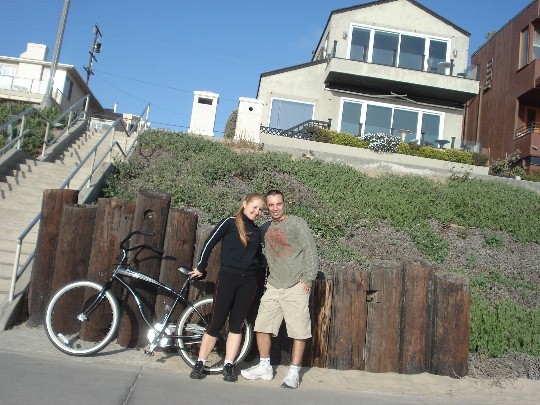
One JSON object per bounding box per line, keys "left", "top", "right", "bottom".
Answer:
{"left": 0, "top": 325, "right": 537, "bottom": 404}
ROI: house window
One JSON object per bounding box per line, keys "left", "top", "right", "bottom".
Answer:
{"left": 399, "top": 35, "right": 425, "bottom": 70}
{"left": 392, "top": 109, "right": 418, "bottom": 142}
{"left": 349, "top": 25, "right": 450, "bottom": 73}
{"left": 372, "top": 31, "right": 399, "bottom": 67}
{"left": 339, "top": 99, "right": 443, "bottom": 143}
{"left": 365, "top": 104, "right": 393, "bottom": 134}
{"left": 64, "top": 78, "right": 73, "bottom": 101}
{"left": 350, "top": 27, "right": 371, "bottom": 62}
{"left": 421, "top": 113, "right": 441, "bottom": 146}
{"left": 427, "top": 40, "right": 448, "bottom": 73}
{"left": 269, "top": 99, "right": 314, "bottom": 130}
{"left": 0, "top": 65, "right": 16, "bottom": 76}
{"left": 341, "top": 102, "right": 363, "bottom": 136}
{"left": 485, "top": 59, "right": 493, "bottom": 89}
{"left": 534, "top": 26, "right": 540, "bottom": 60}
{"left": 519, "top": 27, "right": 530, "bottom": 68}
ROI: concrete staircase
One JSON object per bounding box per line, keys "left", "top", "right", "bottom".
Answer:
{"left": 0, "top": 123, "right": 135, "bottom": 309}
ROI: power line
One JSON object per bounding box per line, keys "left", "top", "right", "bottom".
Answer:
{"left": 93, "top": 69, "right": 238, "bottom": 102}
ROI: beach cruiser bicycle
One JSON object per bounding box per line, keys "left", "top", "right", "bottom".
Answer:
{"left": 44, "top": 230, "right": 253, "bottom": 373}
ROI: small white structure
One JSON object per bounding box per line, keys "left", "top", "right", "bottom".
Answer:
{"left": 188, "top": 91, "right": 219, "bottom": 136}
{"left": 235, "top": 97, "right": 264, "bottom": 143}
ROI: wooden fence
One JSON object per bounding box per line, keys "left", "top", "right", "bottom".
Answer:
{"left": 26, "top": 189, "right": 470, "bottom": 378}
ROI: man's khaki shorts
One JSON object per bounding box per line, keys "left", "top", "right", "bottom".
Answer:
{"left": 254, "top": 282, "right": 312, "bottom": 339}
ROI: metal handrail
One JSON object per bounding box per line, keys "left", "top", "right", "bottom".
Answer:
{"left": 8, "top": 103, "right": 150, "bottom": 301}
{"left": 0, "top": 94, "right": 91, "bottom": 158}
{"left": 515, "top": 121, "right": 539, "bottom": 139}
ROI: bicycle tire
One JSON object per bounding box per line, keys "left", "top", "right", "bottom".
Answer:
{"left": 176, "top": 296, "right": 253, "bottom": 374}
{"left": 45, "top": 280, "right": 120, "bottom": 356}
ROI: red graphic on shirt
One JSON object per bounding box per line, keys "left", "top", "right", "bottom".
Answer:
{"left": 266, "top": 227, "right": 292, "bottom": 258}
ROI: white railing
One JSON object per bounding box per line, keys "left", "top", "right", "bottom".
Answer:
{"left": 8, "top": 103, "right": 151, "bottom": 301}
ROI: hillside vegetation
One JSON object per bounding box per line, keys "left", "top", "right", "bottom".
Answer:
{"left": 104, "top": 130, "right": 540, "bottom": 377}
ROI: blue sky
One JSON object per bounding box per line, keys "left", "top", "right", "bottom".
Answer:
{"left": 0, "top": 0, "right": 534, "bottom": 136}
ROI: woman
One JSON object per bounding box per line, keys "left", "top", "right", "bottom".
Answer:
{"left": 189, "top": 193, "right": 265, "bottom": 382}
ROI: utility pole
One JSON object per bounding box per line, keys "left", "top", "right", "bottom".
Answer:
{"left": 84, "top": 24, "right": 102, "bottom": 85}
{"left": 42, "top": 0, "right": 70, "bottom": 107}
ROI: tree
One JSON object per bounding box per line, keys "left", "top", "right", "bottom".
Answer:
{"left": 223, "top": 109, "right": 238, "bottom": 139}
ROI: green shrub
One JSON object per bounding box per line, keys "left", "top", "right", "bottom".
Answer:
{"left": 223, "top": 109, "right": 237, "bottom": 139}
{"left": 472, "top": 152, "right": 489, "bottom": 166}
{"left": 397, "top": 142, "right": 421, "bottom": 155}
{"left": 331, "top": 132, "right": 369, "bottom": 148}
{"left": 470, "top": 296, "right": 540, "bottom": 356}
{"left": 490, "top": 150, "right": 521, "bottom": 176}
{"left": 303, "top": 126, "right": 334, "bottom": 143}
{"left": 522, "top": 170, "right": 540, "bottom": 182}
{"left": 0, "top": 102, "right": 61, "bottom": 157}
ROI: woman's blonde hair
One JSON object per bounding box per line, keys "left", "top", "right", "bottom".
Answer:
{"left": 236, "top": 193, "right": 263, "bottom": 247}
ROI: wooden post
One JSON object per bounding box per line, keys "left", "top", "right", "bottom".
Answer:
{"left": 398, "top": 260, "right": 434, "bottom": 374}
{"left": 81, "top": 198, "right": 135, "bottom": 342}
{"left": 117, "top": 190, "right": 171, "bottom": 348}
{"left": 188, "top": 223, "right": 221, "bottom": 303}
{"left": 155, "top": 208, "right": 198, "bottom": 322}
{"left": 365, "top": 260, "right": 403, "bottom": 373}
{"left": 45, "top": 204, "right": 97, "bottom": 335}
{"left": 429, "top": 272, "right": 470, "bottom": 378}
{"left": 326, "top": 267, "right": 368, "bottom": 370}
{"left": 50, "top": 205, "right": 97, "bottom": 292}
{"left": 27, "top": 189, "right": 79, "bottom": 327}
{"left": 305, "top": 279, "right": 333, "bottom": 368}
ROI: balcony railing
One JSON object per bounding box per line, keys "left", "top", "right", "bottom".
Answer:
{"left": 261, "top": 119, "right": 331, "bottom": 141}
{"left": 0, "top": 74, "right": 47, "bottom": 94}
{"left": 515, "top": 121, "right": 539, "bottom": 139}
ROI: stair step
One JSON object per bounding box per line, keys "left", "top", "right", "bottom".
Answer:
{"left": 0, "top": 229, "right": 38, "bottom": 241}
{"left": 0, "top": 240, "right": 35, "bottom": 255}
{"left": 0, "top": 250, "right": 32, "bottom": 267}
{"left": 0, "top": 125, "right": 133, "bottom": 303}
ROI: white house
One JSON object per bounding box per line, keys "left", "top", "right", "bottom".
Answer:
{"left": 257, "top": 0, "right": 479, "bottom": 148}
{"left": 0, "top": 43, "right": 102, "bottom": 112}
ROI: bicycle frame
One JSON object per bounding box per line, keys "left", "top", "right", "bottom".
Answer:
{"left": 77, "top": 236, "right": 210, "bottom": 353}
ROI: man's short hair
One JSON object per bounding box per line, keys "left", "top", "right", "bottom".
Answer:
{"left": 265, "top": 189, "right": 284, "bottom": 201}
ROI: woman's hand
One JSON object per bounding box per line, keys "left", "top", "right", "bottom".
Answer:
{"left": 189, "top": 268, "right": 204, "bottom": 279}
{"left": 300, "top": 280, "right": 311, "bottom": 293}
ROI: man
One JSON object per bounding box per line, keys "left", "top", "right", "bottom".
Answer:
{"left": 241, "top": 189, "right": 318, "bottom": 389}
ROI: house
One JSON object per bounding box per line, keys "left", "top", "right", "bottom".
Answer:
{"left": 462, "top": 0, "right": 540, "bottom": 173}
{"left": 0, "top": 43, "right": 102, "bottom": 112}
{"left": 256, "top": 0, "right": 479, "bottom": 149}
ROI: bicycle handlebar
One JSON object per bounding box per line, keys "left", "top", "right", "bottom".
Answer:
{"left": 120, "top": 231, "right": 164, "bottom": 255}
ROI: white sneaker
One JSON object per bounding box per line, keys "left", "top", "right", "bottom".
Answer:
{"left": 240, "top": 363, "right": 273, "bottom": 380}
{"left": 281, "top": 368, "right": 300, "bottom": 389}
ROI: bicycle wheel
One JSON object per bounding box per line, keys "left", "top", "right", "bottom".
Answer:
{"left": 176, "top": 296, "right": 253, "bottom": 374}
{"left": 45, "top": 280, "right": 120, "bottom": 356}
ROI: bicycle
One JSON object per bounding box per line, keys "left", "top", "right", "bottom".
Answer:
{"left": 44, "top": 230, "right": 253, "bottom": 374}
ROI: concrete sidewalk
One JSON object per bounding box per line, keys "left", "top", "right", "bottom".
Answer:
{"left": 0, "top": 325, "right": 440, "bottom": 405}
{"left": 0, "top": 324, "right": 537, "bottom": 405}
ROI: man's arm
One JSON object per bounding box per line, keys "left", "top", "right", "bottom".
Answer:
{"left": 297, "top": 218, "right": 319, "bottom": 286}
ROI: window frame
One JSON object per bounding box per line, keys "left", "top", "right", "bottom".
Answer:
{"left": 338, "top": 97, "right": 445, "bottom": 143}
{"left": 268, "top": 97, "right": 315, "bottom": 130}
{"left": 519, "top": 26, "right": 530, "bottom": 69}
{"left": 347, "top": 23, "right": 451, "bottom": 73}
